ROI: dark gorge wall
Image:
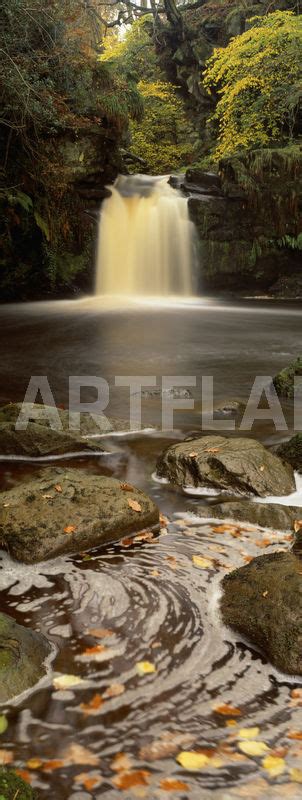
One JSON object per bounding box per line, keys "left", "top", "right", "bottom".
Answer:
{"left": 186, "top": 146, "right": 302, "bottom": 295}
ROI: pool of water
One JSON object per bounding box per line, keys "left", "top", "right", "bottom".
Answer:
{"left": 0, "top": 298, "right": 302, "bottom": 799}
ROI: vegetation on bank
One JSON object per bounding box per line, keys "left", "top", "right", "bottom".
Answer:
{"left": 0, "top": 0, "right": 301, "bottom": 299}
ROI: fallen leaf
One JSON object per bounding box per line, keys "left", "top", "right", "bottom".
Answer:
{"left": 238, "top": 727, "right": 260, "bottom": 739}
{"left": 62, "top": 743, "right": 99, "bottom": 766}
{"left": 160, "top": 514, "right": 169, "bottom": 526}
{"left": 42, "top": 493, "right": 53, "bottom": 500}
{"left": 26, "top": 758, "right": 43, "bottom": 770}
{"left": 160, "top": 778, "right": 189, "bottom": 791}
{"left": 103, "top": 683, "right": 125, "bottom": 699}
{"left": 128, "top": 499, "right": 142, "bottom": 512}
{"left": 55, "top": 484, "right": 62, "bottom": 493}
{"left": 192, "top": 555, "right": 213, "bottom": 569}
{"left": 15, "top": 770, "right": 32, "bottom": 784}
{"left": 262, "top": 591, "right": 268, "bottom": 598}
{"left": 287, "top": 731, "right": 302, "bottom": 740}
{"left": 262, "top": 755, "right": 285, "bottom": 777}
{"left": 113, "top": 770, "right": 150, "bottom": 789}
{"left": 176, "top": 751, "right": 209, "bottom": 771}
{"left": 121, "top": 536, "right": 135, "bottom": 547}
{"left": 136, "top": 661, "right": 156, "bottom": 675}
{"left": 259, "top": 465, "right": 265, "bottom": 472}
{"left": 255, "top": 538, "right": 273, "bottom": 549}
{"left": 139, "top": 732, "right": 195, "bottom": 762}
{"left": 53, "top": 674, "right": 84, "bottom": 690}
{"left": 290, "top": 767, "right": 302, "bottom": 783}
{"left": 189, "top": 451, "right": 198, "bottom": 458}
{"left": 214, "top": 704, "right": 242, "bottom": 717}
{"left": 0, "top": 750, "right": 13, "bottom": 765}
{"left": 111, "top": 752, "right": 132, "bottom": 772}
{"left": 294, "top": 520, "right": 302, "bottom": 533}
{"left": 74, "top": 773, "right": 103, "bottom": 790}
{"left": 64, "top": 525, "right": 76, "bottom": 534}
{"left": 87, "top": 628, "right": 113, "bottom": 639}
{"left": 238, "top": 741, "right": 270, "bottom": 757}
{"left": 134, "top": 531, "right": 155, "bottom": 543}
{"left": 120, "top": 482, "right": 134, "bottom": 491}
{"left": 83, "top": 644, "right": 107, "bottom": 656}
{"left": 42, "top": 760, "right": 65, "bottom": 771}
{"left": 80, "top": 694, "right": 103, "bottom": 715}
{"left": 166, "top": 555, "right": 179, "bottom": 569}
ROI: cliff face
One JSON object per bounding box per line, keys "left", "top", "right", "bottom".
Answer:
{"left": 187, "top": 146, "right": 302, "bottom": 293}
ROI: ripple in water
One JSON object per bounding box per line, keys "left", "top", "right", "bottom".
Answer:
{"left": 0, "top": 517, "right": 301, "bottom": 799}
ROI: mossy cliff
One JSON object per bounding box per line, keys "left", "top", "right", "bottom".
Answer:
{"left": 187, "top": 144, "right": 302, "bottom": 292}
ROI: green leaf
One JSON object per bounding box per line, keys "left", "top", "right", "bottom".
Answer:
{"left": 0, "top": 715, "right": 8, "bottom": 734}
{"left": 34, "top": 210, "right": 50, "bottom": 241}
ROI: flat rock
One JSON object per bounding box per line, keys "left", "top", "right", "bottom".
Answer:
{"left": 0, "top": 611, "right": 51, "bottom": 702}
{"left": 221, "top": 552, "right": 302, "bottom": 675}
{"left": 190, "top": 500, "right": 301, "bottom": 532}
{"left": 273, "top": 356, "right": 302, "bottom": 398}
{"left": 156, "top": 435, "right": 295, "bottom": 497}
{"left": 0, "top": 403, "right": 138, "bottom": 457}
{"left": 277, "top": 434, "right": 302, "bottom": 472}
{"left": 0, "top": 468, "right": 159, "bottom": 562}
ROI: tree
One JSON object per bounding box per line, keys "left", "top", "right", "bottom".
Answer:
{"left": 203, "top": 10, "right": 302, "bottom": 158}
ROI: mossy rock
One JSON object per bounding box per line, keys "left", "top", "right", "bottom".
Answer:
{"left": 277, "top": 434, "right": 302, "bottom": 472}
{"left": 190, "top": 500, "right": 301, "bottom": 533}
{"left": 221, "top": 551, "right": 302, "bottom": 675}
{"left": 273, "top": 357, "right": 302, "bottom": 398}
{"left": 0, "top": 613, "right": 51, "bottom": 703}
{"left": 0, "top": 768, "right": 38, "bottom": 799}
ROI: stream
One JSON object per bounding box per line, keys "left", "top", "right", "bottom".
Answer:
{"left": 0, "top": 298, "right": 302, "bottom": 799}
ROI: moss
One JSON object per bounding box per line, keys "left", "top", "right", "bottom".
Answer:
{"left": 0, "top": 769, "right": 37, "bottom": 799}
{"left": 273, "top": 357, "right": 302, "bottom": 398}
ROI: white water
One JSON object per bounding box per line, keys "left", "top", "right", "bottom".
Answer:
{"left": 95, "top": 174, "right": 195, "bottom": 297}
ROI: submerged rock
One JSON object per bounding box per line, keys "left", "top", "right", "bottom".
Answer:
{"left": 273, "top": 356, "right": 302, "bottom": 398}
{"left": 156, "top": 435, "right": 295, "bottom": 497}
{"left": 221, "top": 552, "right": 302, "bottom": 675}
{"left": 0, "top": 468, "right": 159, "bottom": 563}
{"left": 277, "top": 434, "right": 302, "bottom": 472}
{"left": 0, "top": 612, "right": 51, "bottom": 702}
{"left": 189, "top": 500, "right": 301, "bottom": 533}
{"left": 0, "top": 402, "right": 139, "bottom": 457}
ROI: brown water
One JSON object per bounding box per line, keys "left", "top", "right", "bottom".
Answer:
{"left": 0, "top": 298, "right": 302, "bottom": 799}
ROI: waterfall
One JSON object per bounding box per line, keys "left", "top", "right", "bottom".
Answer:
{"left": 95, "top": 174, "right": 195, "bottom": 297}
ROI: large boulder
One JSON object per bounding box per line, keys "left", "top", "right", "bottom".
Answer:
{"left": 0, "top": 403, "right": 138, "bottom": 457}
{"left": 273, "top": 356, "right": 302, "bottom": 398}
{"left": 0, "top": 468, "right": 159, "bottom": 563}
{"left": 156, "top": 435, "right": 295, "bottom": 497}
{"left": 0, "top": 612, "right": 51, "bottom": 702}
{"left": 221, "top": 552, "right": 302, "bottom": 675}
{"left": 277, "top": 434, "right": 302, "bottom": 472}
{"left": 189, "top": 499, "right": 301, "bottom": 533}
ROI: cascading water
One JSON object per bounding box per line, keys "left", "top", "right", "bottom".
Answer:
{"left": 95, "top": 174, "right": 195, "bottom": 297}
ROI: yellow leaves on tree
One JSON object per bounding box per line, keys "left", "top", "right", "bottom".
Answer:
{"left": 204, "top": 11, "right": 302, "bottom": 158}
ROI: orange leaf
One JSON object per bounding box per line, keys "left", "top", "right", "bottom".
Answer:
{"left": 121, "top": 536, "right": 134, "bottom": 547}
{"left": 287, "top": 731, "right": 302, "bottom": 740}
{"left": 87, "top": 628, "right": 113, "bottom": 639}
{"left": 15, "top": 769, "right": 32, "bottom": 783}
{"left": 55, "top": 484, "right": 62, "bottom": 493}
{"left": 83, "top": 645, "right": 107, "bottom": 656}
{"left": 294, "top": 520, "right": 302, "bottom": 533}
{"left": 103, "top": 683, "right": 125, "bottom": 698}
{"left": 128, "top": 499, "right": 142, "bottom": 512}
{"left": 80, "top": 694, "right": 103, "bottom": 715}
{"left": 214, "top": 704, "right": 242, "bottom": 717}
{"left": 160, "top": 778, "right": 189, "bottom": 791}
{"left": 75, "top": 773, "right": 102, "bottom": 790}
{"left": 120, "top": 482, "right": 134, "bottom": 491}
{"left": 64, "top": 525, "right": 76, "bottom": 534}
{"left": 42, "top": 760, "right": 64, "bottom": 772}
{"left": 0, "top": 750, "right": 13, "bottom": 765}
{"left": 113, "top": 770, "right": 150, "bottom": 789}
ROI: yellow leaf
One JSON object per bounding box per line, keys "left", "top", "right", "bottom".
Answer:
{"left": 262, "top": 755, "right": 286, "bottom": 777}
{"left": 136, "top": 661, "right": 156, "bottom": 675}
{"left": 27, "top": 758, "right": 43, "bottom": 770}
{"left": 53, "top": 674, "right": 84, "bottom": 690}
{"left": 192, "top": 555, "right": 213, "bottom": 569}
{"left": 238, "top": 727, "right": 260, "bottom": 739}
{"left": 176, "top": 751, "right": 209, "bottom": 771}
{"left": 290, "top": 768, "right": 302, "bottom": 783}
{"left": 238, "top": 741, "right": 269, "bottom": 757}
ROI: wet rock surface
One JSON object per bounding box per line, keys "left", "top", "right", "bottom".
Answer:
{"left": 157, "top": 435, "right": 295, "bottom": 497}
{"left": 0, "top": 612, "right": 51, "bottom": 702}
{"left": 0, "top": 403, "right": 140, "bottom": 457}
{"left": 273, "top": 356, "right": 302, "bottom": 398}
{"left": 221, "top": 551, "right": 302, "bottom": 675}
{"left": 190, "top": 499, "right": 301, "bottom": 533}
{"left": 0, "top": 467, "right": 159, "bottom": 563}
